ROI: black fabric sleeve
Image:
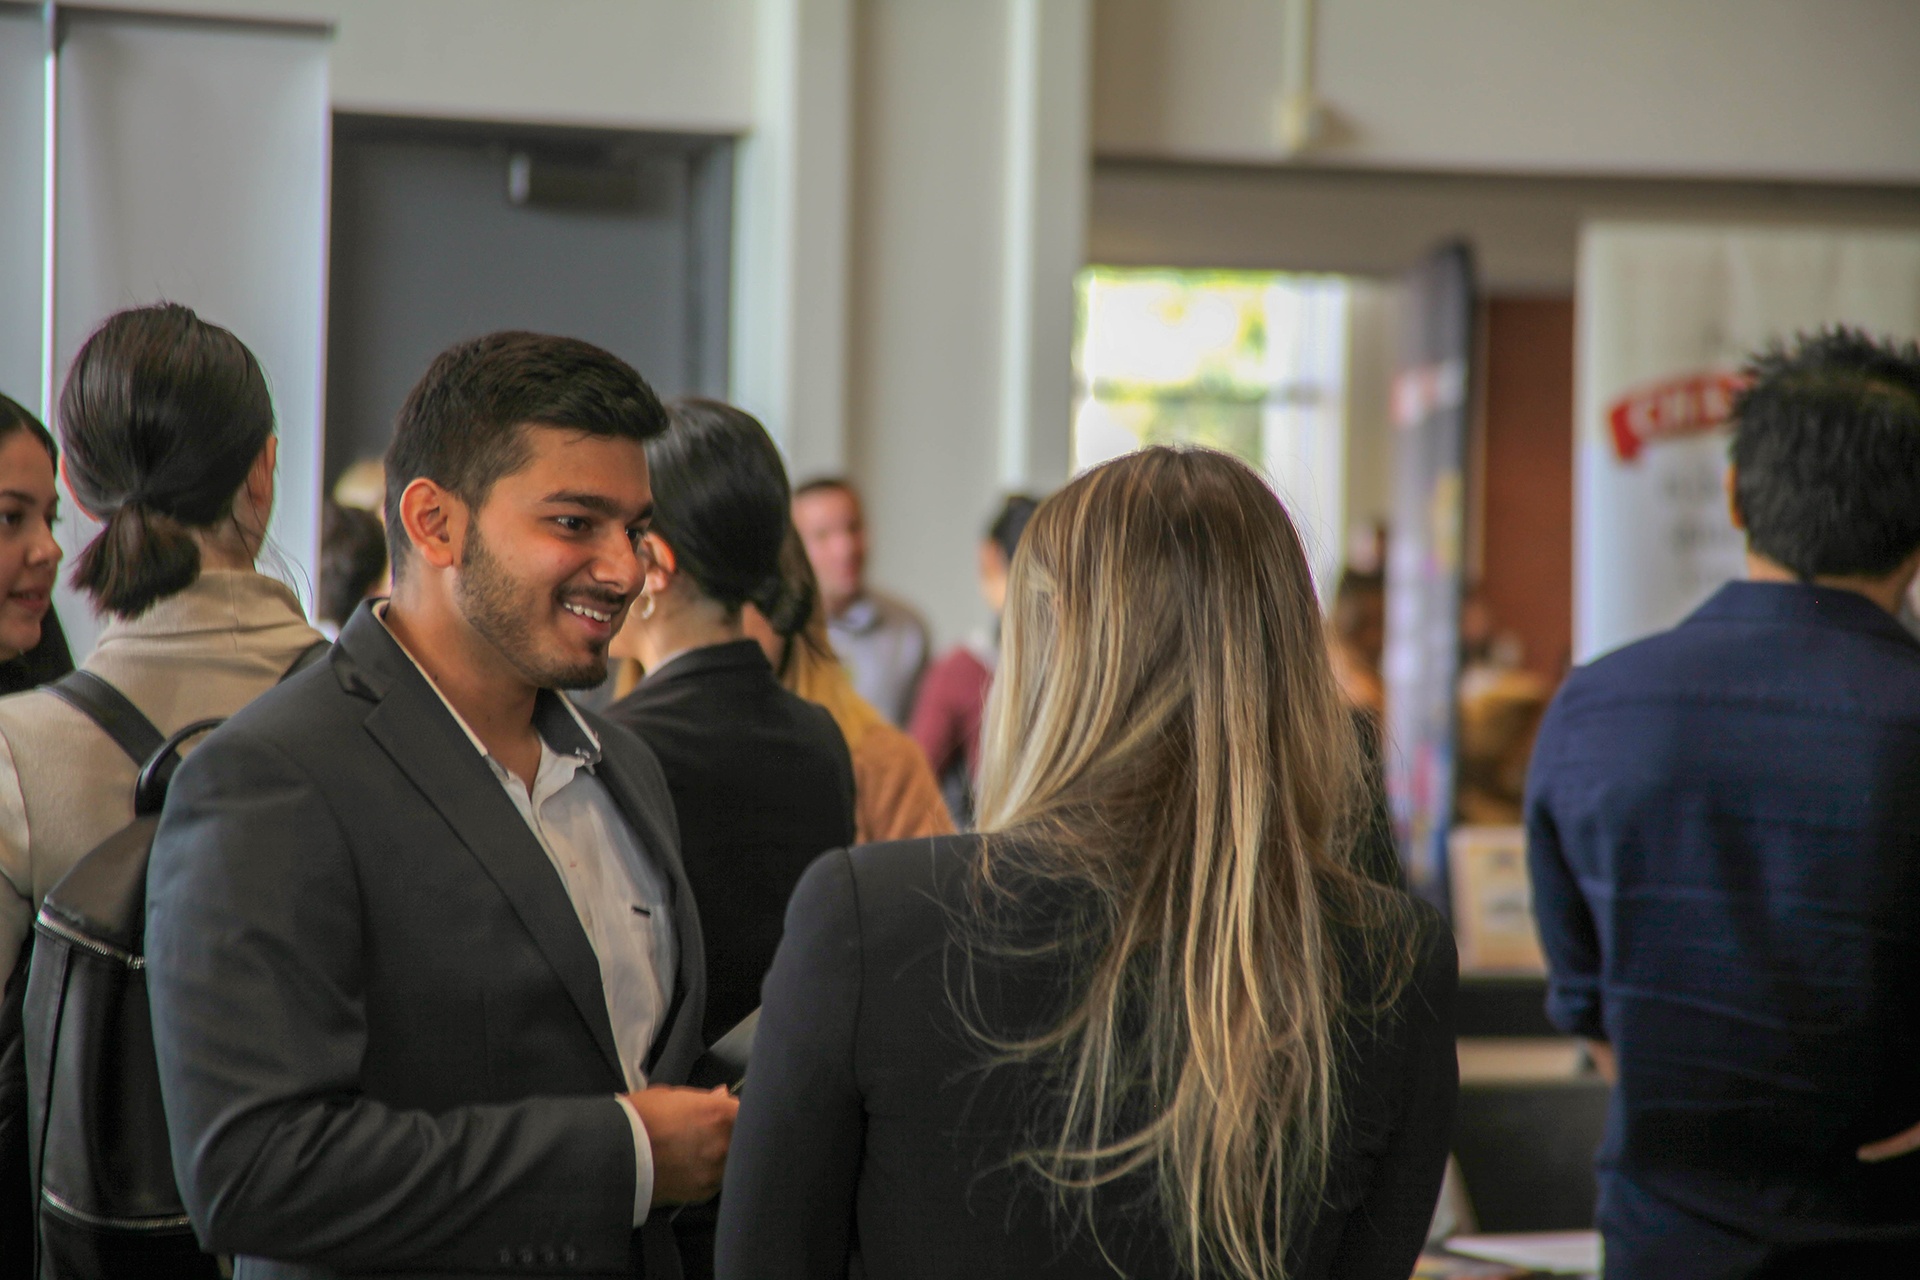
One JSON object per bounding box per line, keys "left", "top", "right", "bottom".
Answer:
{"left": 714, "top": 849, "right": 866, "bottom": 1280}
{"left": 1351, "top": 709, "right": 1408, "bottom": 891}
{"left": 1523, "top": 701, "right": 1606, "bottom": 1041}
{"left": 1328, "top": 916, "right": 1459, "bottom": 1280}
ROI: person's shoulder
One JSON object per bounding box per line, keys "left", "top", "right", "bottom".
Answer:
{"left": 578, "top": 702, "right": 671, "bottom": 785}
{"left": 212, "top": 647, "right": 354, "bottom": 744}
{"left": 782, "top": 688, "right": 855, "bottom": 765}
{"left": 1404, "top": 897, "right": 1459, "bottom": 1001}
{"left": 1328, "top": 893, "right": 1458, "bottom": 1050}
{"left": 601, "top": 680, "right": 670, "bottom": 738}
{"left": 1557, "top": 625, "right": 1687, "bottom": 694}
{"left": 923, "top": 645, "right": 992, "bottom": 694}
{"left": 0, "top": 685, "right": 72, "bottom": 745}
{"left": 866, "top": 590, "right": 930, "bottom": 638}
{"left": 832, "top": 834, "right": 976, "bottom": 937}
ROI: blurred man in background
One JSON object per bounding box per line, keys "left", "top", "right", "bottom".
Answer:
{"left": 1527, "top": 329, "right": 1920, "bottom": 1279}
{"left": 791, "top": 477, "right": 928, "bottom": 725}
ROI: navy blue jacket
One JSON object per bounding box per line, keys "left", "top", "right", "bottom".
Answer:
{"left": 1527, "top": 581, "right": 1920, "bottom": 1269}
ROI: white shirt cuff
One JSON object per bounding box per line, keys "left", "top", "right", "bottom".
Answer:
{"left": 618, "top": 1094, "right": 654, "bottom": 1226}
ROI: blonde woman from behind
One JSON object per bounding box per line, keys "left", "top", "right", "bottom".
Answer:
{"left": 718, "top": 446, "right": 1457, "bottom": 1280}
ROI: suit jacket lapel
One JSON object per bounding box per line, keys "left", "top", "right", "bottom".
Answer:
{"left": 590, "top": 748, "right": 706, "bottom": 1076}
{"left": 362, "top": 672, "right": 628, "bottom": 1087}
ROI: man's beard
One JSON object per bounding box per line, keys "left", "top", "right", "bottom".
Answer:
{"left": 456, "top": 524, "right": 615, "bottom": 690}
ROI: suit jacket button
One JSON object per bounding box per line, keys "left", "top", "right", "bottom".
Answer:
{"left": 541, "top": 1246, "right": 559, "bottom": 1265}
{"left": 498, "top": 1247, "right": 514, "bottom": 1266}
{"left": 519, "top": 1246, "right": 537, "bottom": 1266}
{"left": 563, "top": 1244, "right": 579, "bottom": 1264}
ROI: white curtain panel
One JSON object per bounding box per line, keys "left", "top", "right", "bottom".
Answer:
{"left": 1573, "top": 222, "right": 1920, "bottom": 662}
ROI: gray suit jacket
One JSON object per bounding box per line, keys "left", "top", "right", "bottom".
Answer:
{"left": 146, "top": 605, "right": 706, "bottom": 1279}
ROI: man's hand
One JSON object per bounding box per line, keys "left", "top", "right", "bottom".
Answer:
{"left": 1858, "top": 1121, "right": 1920, "bottom": 1163}
{"left": 626, "top": 1084, "right": 738, "bottom": 1206}
{"left": 1584, "top": 1039, "right": 1617, "bottom": 1085}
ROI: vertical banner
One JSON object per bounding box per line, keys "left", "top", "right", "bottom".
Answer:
{"left": 50, "top": 11, "right": 330, "bottom": 660}
{"left": 1384, "top": 242, "right": 1475, "bottom": 899}
{"left": 1575, "top": 223, "right": 1920, "bottom": 661}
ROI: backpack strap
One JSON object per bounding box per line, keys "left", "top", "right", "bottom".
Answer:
{"left": 44, "top": 672, "right": 164, "bottom": 768}
{"left": 46, "top": 638, "right": 326, "bottom": 773}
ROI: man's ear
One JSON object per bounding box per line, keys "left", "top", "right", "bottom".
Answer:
{"left": 640, "top": 531, "right": 677, "bottom": 595}
{"left": 1724, "top": 465, "right": 1747, "bottom": 533}
{"left": 398, "top": 477, "right": 467, "bottom": 571}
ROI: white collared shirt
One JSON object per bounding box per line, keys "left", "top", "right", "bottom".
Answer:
{"left": 378, "top": 608, "right": 674, "bottom": 1224}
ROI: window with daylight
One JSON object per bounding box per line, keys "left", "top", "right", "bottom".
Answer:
{"left": 1072, "top": 267, "right": 1353, "bottom": 596}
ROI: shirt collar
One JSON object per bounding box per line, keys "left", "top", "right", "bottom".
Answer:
{"left": 373, "top": 602, "right": 603, "bottom": 767}
{"left": 834, "top": 593, "right": 878, "bottom": 634}
{"left": 1691, "top": 579, "right": 1920, "bottom": 651}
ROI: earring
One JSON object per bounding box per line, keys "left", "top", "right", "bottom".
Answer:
{"left": 637, "top": 588, "right": 656, "bottom": 621}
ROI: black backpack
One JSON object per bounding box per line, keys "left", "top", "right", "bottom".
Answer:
{"left": 21, "top": 643, "right": 327, "bottom": 1280}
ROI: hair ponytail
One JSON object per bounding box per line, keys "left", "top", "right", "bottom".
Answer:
{"left": 70, "top": 502, "right": 203, "bottom": 619}
{"left": 749, "top": 564, "right": 816, "bottom": 678}
{"left": 644, "top": 396, "right": 794, "bottom": 624}
{"left": 58, "top": 303, "right": 274, "bottom": 619}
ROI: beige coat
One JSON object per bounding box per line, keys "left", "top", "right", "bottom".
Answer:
{"left": 0, "top": 570, "right": 323, "bottom": 987}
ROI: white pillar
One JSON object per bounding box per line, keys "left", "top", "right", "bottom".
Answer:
{"left": 997, "top": 0, "right": 1088, "bottom": 493}
{"left": 731, "top": 0, "right": 854, "bottom": 478}
{"left": 848, "top": 0, "right": 1089, "bottom": 646}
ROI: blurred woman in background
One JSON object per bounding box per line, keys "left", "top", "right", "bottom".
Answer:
{"left": 607, "top": 397, "right": 856, "bottom": 1046}
{"left": 605, "top": 397, "right": 858, "bottom": 1280}
{"left": 720, "top": 447, "right": 1457, "bottom": 1280}
{"left": 0, "top": 304, "right": 326, "bottom": 995}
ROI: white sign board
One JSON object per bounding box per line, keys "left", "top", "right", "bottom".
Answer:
{"left": 1574, "top": 223, "right": 1920, "bottom": 662}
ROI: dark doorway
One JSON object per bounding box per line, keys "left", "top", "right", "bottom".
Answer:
{"left": 325, "top": 114, "right": 733, "bottom": 486}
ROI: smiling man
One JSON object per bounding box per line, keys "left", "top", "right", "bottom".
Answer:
{"left": 147, "top": 332, "right": 734, "bottom": 1279}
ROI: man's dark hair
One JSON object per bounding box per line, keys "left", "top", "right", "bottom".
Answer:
{"left": 383, "top": 331, "right": 666, "bottom": 575}
{"left": 319, "top": 501, "right": 387, "bottom": 626}
{"left": 792, "top": 475, "right": 857, "bottom": 503}
{"left": 987, "top": 494, "right": 1041, "bottom": 565}
{"left": 1730, "top": 327, "right": 1920, "bottom": 579}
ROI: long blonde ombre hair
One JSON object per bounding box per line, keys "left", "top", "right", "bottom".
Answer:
{"left": 972, "top": 446, "right": 1417, "bottom": 1280}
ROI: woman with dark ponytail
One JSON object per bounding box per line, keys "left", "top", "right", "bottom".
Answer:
{"left": 605, "top": 396, "right": 856, "bottom": 1280}
{"left": 0, "top": 304, "right": 324, "bottom": 991}
{"left": 604, "top": 398, "right": 854, "bottom": 1008}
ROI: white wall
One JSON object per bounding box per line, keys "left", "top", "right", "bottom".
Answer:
{"left": 96, "top": 0, "right": 756, "bottom": 130}
{"left": 1089, "top": 163, "right": 1920, "bottom": 292}
{"left": 1095, "top": 0, "right": 1920, "bottom": 182}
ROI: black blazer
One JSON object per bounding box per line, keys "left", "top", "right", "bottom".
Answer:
{"left": 607, "top": 641, "right": 855, "bottom": 1043}
{"left": 146, "top": 604, "right": 706, "bottom": 1280}
{"left": 717, "top": 837, "right": 1457, "bottom": 1280}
